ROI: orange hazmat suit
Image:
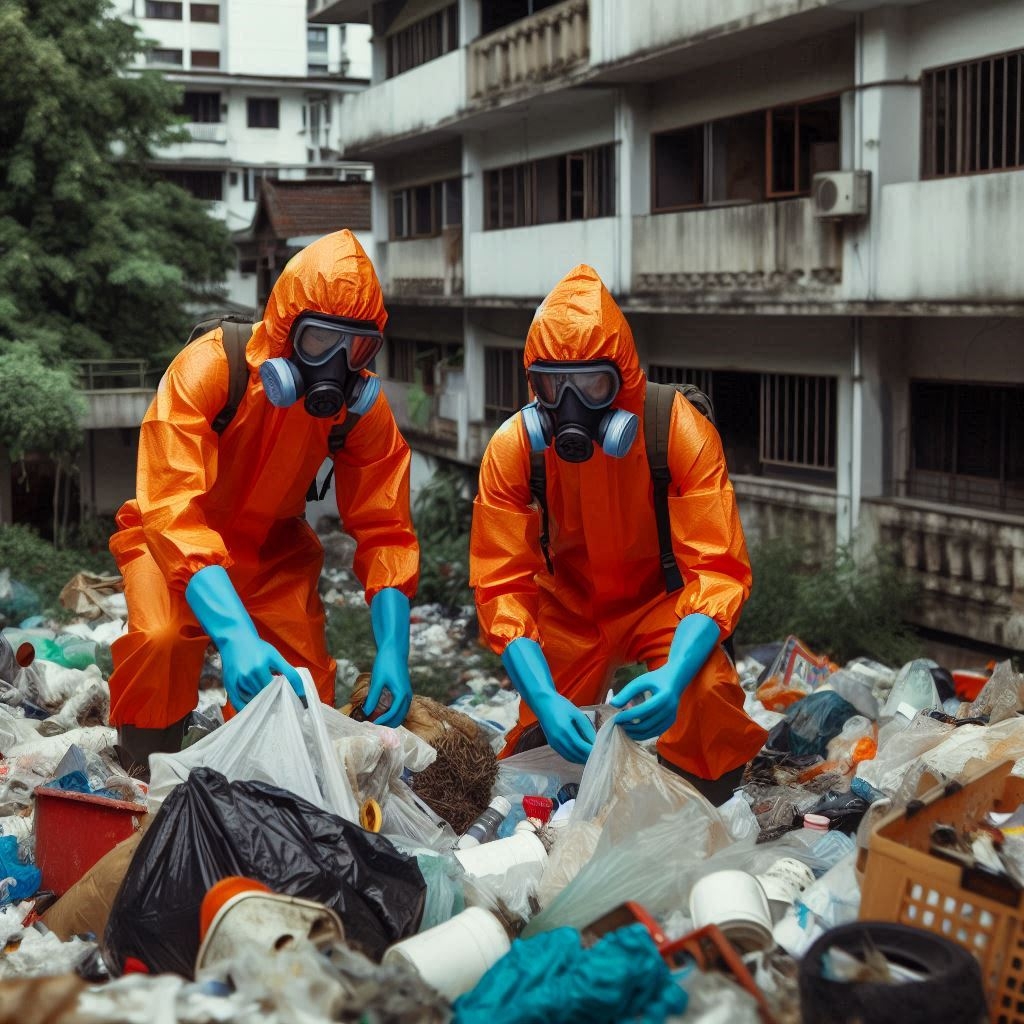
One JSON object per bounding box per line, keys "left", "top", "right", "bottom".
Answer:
{"left": 469, "top": 266, "right": 767, "bottom": 779}
{"left": 108, "top": 230, "right": 419, "bottom": 728}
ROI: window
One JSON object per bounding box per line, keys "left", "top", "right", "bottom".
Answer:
{"left": 653, "top": 96, "right": 839, "bottom": 211}
{"left": 386, "top": 5, "right": 459, "bottom": 78}
{"left": 485, "top": 348, "right": 529, "bottom": 421}
{"left": 145, "top": 1, "right": 182, "bottom": 18}
{"left": 190, "top": 50, "right": 220, "bottom": 69}
{"left": 386, "top": 339, "right": 461, "bottom": 393}
{"left": 146, "top": 47, "right": 183, "bottom": 65}
{"left": 178, "top": 90, "right": 220, "bottom": 123}
{"left": 760, "top": 373, "right": 836, "bottom": 472}
{"left": 190, "top": 3, "right": 219, "bottom": 21}
{"left": 484, "top": 145, "right": 615, "bottom": 230}
{"left": 308, "top": 26, "right": 329, "bottom": 52}
{"left": 648, "top": 366, "right": 835, "bottom": 478}
{"left": 308, "top": 64, "right": 328, "bottom": 74}
{"left": 767, "top": 97, "right": 841, "bottom": 196}
{"left": 922, "top": 50, "right": 1024, "bottom": 178}
{"left": 160, "top": 169, "right": 224, "bottom": 201}
{"left": 243, "top": 169, "right": 270, "bottom": 202}
{"left": 390, "top": 177, "right": 462, "bottom": 240}
{"left": 910, "top": 381, "right": 1024, "bottom": 513}
{"left": 247, "top": 98, "right": 280, "bottom": 129}
{"left": 481, "top": 0, "right": 563, "bottom": 35}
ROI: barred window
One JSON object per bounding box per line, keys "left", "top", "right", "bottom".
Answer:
{"left": 760, "top": 373, "right": 836, "bottom": 471}
{"left": 178, "top": 91, "right": 220, "bottom": 123}
{"left": 386, "top": 5, "right": 459, "bottom": 79}
{"left": 386, "top": 339, "right": 461, "bottom": 393}
{"left": 922, "top": 50, "right": 1024, "bottom": 178}
{"left": 485, "top": 348, "right": 528, "bottom": 421}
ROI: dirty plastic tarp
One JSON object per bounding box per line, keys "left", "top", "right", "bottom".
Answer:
{"left": 104, "top": 767, "right": 426, "bottom": 977}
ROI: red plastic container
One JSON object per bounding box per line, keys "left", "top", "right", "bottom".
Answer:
{"left": 34, "top": 787, "right": 147, "bottom": 895}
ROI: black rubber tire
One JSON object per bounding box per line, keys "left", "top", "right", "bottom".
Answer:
{"left": 799, "top": 920, "right": 987, "bottom": 1024}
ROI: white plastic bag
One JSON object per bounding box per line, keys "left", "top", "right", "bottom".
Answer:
{"left": 149, "top": 674, "right": 360, "bottom": 823}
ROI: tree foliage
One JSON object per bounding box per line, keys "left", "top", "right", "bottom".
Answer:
{"left": 0, "top": 0, "right": 233, "bottom": 365}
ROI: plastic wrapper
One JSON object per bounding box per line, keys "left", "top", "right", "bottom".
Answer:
{"left": 416, "top": 853, "right": 466, "bottom": 930}
{"left": 104, "top": 767, "right": 426, "bottom": 977}
{"left": 881, "top": 659, "right": 942, "bottom": 720}
{"left": 755, "top": 636, "right": 832, "bottom": 712}
{"left": 767, "top": 690, "right": 859, "bottom": 759}
{"left": 0, "top": 927, "right": 96, "bottom": 980}
{"left": 822, "top": 669, "right": 880, "bottom": 720}
{"left": 382, "top": 783, "right": 459, "bottom": 854}
{"left": 967, "top": 660, "right": 1024, "bottom": 725}
{"left": 465, "top": 859, "right": 545, "bottom": 928}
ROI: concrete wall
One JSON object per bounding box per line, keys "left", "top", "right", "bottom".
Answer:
{"left": 339, "top": 49, "right": 465, "bottom": 152}
{"left": 467, "top": 217, "right": 623, "bottom": 297}
{"left": 904, "top": 0, "right": 1024, "bottom": 73}
{"left": 79, "top": 429, "right": 141, "bottom": 519}
{"left": 224, "top": 0, "right": 307, "bottom": 76}
{"left": 876, "top": 174, "right": 1024, "bottom": 303}
{"left": 79, "top": 391, "right": 155, "bottom": 432}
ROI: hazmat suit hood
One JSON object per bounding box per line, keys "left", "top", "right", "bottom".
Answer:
{"left": 247, "top": 230, "right": 388, "bottom": 367}
{"left": 523, "top": 265, "right": 645, "bottom": 416}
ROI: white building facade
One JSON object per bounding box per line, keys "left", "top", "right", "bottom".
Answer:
{"left": 119, "top": 0, "right": 373, "bottom": 310}
{"left": 312, "top": 0, "right": 1024, "bottom": 660}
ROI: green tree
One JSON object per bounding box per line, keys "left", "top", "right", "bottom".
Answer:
{"left": 0, "top": 0, "right": 233, "bottom": 366}
{"left": 0, "top": 344, "right": 85, "bottom": 544}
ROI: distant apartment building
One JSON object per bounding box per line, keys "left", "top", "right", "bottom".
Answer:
{"left": 311, "top": 0, "right": 1024, "bottom": 658}
{"left": 118, "top": 0, "right": 374, "bottom": 310}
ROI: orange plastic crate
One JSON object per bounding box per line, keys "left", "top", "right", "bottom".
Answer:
{"left": 860, "top": 760, "right": 1024, "bottom": 1024}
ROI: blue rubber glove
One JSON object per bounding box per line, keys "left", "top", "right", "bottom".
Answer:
{"left": 185, "top": 565, "right": 305, "bottom": 710}
{"left": 365, "top": 588, "right": 412, "bottom": 728}
{"left": 610, "top": 613, "right": 720, "bottom": 741}
{"left": 502, "top": 637, "right": 596, "bottom": 764}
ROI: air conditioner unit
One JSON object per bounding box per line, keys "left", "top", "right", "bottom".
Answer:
{"left": 812, "top": 170, "right": 870, "bottom": 218}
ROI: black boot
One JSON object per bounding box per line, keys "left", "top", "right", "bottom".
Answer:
{"left": 114, "top": 717, "right": 188, "bottom": 783}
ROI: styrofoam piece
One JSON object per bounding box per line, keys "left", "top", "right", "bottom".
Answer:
{"left": 383, "top": 907, "right": 510, "bottom": 1000}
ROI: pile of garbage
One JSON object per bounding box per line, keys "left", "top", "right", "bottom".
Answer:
{"left": 0, "top": 572, "right": 1021, "bottom": 1023}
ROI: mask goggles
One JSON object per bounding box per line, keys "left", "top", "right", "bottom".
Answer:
{"left": 289, "top": 313, "right": 383, "bottom": 371}
{"left": 527, "top": 360, "right": 621, "bottom": 410}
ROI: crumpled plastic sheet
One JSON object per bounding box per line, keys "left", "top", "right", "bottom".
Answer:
{"left": 854, "top": 713, "right": 953, "bottom": 797}
{"left": 75, "top": 974, "right": 245, "bottom": 1024}
{"left": 967, "top": 660, "right": 1024, "bottom": 725}
{"left": 0, "top": 925, "right": 95, "bottom": 980}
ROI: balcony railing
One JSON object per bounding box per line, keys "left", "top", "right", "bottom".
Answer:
{"left": 864, "top": 497, "right": 1024, "bottom": 650}
{"left": 75, "top": 360, "right": 157, "bottom": 391}
{"left": 732, "top": 475, "right": 838, "bottom": 563}
{"left": 185, "top": 122, "right": 227, "bottom": 144}
{"left": 469, "top": 0, "right": 589, "bottom": 103}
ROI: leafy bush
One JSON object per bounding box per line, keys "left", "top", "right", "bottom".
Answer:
{"left": 413, "top": 464, "right": 475, "bottom": 611}
{"left": 736, "top": 539, "right": 921, "bottom": 666}
{"left": 0, "top": 522, "right": 116, "bottom": 618}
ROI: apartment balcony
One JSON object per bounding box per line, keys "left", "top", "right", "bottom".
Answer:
{"left": 733, "top": 475, "right": 838, "bottom": 561}
{"left": 74, "top": 361, "right": 157, "bottom": 431}
{"left": 468, "top": 0, "right": 589, "bottom": 106}
{"left": 336, "top": 49, "right": 464, "bottom": 158}
{"left": 467, "top": 217, "right": 621, "bottom": 299}
{"left": 185, "top": 122, "right": 227, "bottom": 144}
{"left": 864, "top": 498, "right": 1024, "bottom": 651}
{"left": 381, "top": 229, "right": 464, "bottom": 301}
{"left": 876, "top": 171, "right": 1024, "bottom": 305}
{"left": 632, "top": 199, "right": 843, "bottom": 309}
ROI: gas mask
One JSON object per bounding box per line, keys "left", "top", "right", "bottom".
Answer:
{"left": 521, "top": 360, "right": 638, "bottom": 463}
{"left": 259, "top": 312, "right": 384, "bottom": 419}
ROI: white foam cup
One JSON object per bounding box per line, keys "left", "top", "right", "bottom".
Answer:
{"left": 383, "top": 906, "right": 511, "bottom": 1000}
{"left": 689, "top": 869, "right": 774, "bottom": 953}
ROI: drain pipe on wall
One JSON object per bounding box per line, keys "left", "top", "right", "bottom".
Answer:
{"left": 851, "top": 318, "right": 864, "bottom": 544}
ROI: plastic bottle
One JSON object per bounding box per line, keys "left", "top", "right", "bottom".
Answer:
{"left": 456, "top": 796, "right": 512, "bottom": 850}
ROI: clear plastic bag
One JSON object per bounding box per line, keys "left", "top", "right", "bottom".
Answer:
{"left": 149, "top": 674, "right": 361, "bottom": 823}
{"left": 854, "top": 713, "right": 952, "bottom": 796}
{"left": 881, "top": 660, "right": 942, "bottom": 720}
{"left": 967, "top": 660, "right": 1024, "bottom": 725}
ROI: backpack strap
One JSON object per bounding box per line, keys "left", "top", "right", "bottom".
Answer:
{"left": 529, "top": 450, "right": 553, "bottom": 575}
{"left": 211, "top": 320, "right": 252, "bottom": 435}
{"left": 305, "top": 409, "right": 368, "bottom": 503}
{"left": 644, "top": 381, "right": 684, "bottom": 594}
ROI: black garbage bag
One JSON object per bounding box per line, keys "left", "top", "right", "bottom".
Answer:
{"left": 104, "top": 767, "right": 425, "bottom": 978}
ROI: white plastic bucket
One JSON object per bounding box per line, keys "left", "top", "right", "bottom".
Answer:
{"left": 383, "top": 906, "right": 510, "bottom": 1000}
{"left": 454, "top": 830, "right": 548, "bottom": 879}
{"left": 689, "top": 869, "right": 774, "bottom": 953}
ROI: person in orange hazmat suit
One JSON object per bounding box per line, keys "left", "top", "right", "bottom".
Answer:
{"left": 469, "top": 265, "right": 766, "bottom": 803}
{"left": 108, "top": 230, "right": 419, "bottom": 775}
